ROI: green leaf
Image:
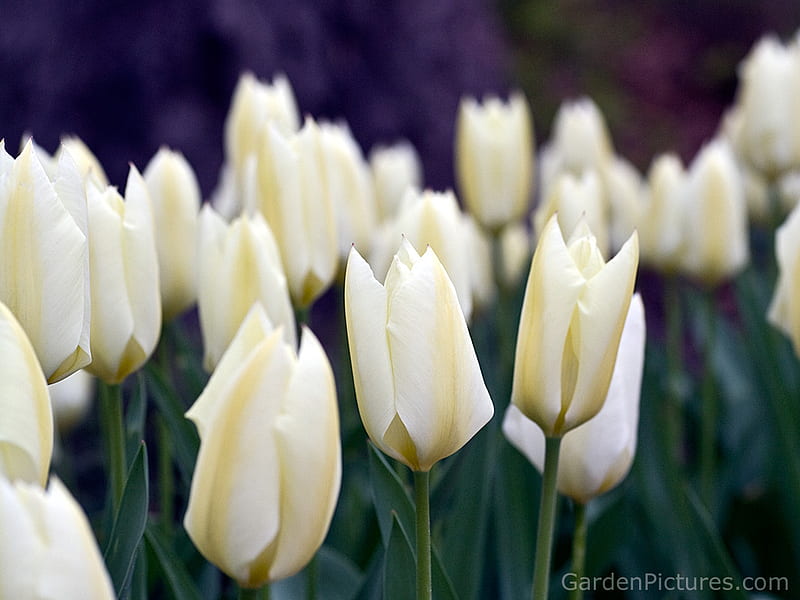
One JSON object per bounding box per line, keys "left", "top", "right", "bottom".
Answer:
{"left": 104, "top": 442, "right": 149, "bottom": 598}
{"left": 125, "top": 373, "right": 148, "bottom": 459}
{"left": 383, "top": 513, "right": 416, "bottom": 600}
{"left": 271, "top": 546, "right": 363, "bottom": 600}
{"left": 367, "top": 443, "right": 415, "bottom": 547}
{"left": 145, "top": 524, "right": 204, "bottom": 600}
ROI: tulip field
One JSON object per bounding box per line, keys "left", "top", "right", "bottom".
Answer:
{"left": 2, "top": 18, "right": 800, "bottom": 600}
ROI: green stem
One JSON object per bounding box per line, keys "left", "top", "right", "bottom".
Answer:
{"left": 569, "top": 502, "right": 588, "bottom": 600}
{"left": 295, "top": 305, "right": 311, "bottom": 329}
{"left": 306, "top": 554, "right": 317, "bottom": 600}
{"left": 99, "top": 382, "right": 126, "bottom": 512}
{"left": 238, "top": 585, "right": 269, "bottom": 600}
{"left": 157, "top": 415, "right": 174, "bottom": 533}
{"left": 699, "top": 290, "right": 718, "bottom": 509}
{"left": 532, "top": 436, "right": 562, "bottom": 600}
{"left": 414, "top": 470, "right": 432, "bottom": 600}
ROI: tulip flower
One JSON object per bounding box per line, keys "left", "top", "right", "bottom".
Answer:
{"left": 370, "top": 141, "right": 423, "bottom": 221}
{"left": 197, "top": 204, "right": 296, "bottom": 371}
{"left": 143, "top": 147, "right": 201, "bottom": 320}
{"left": 512, "top": 214, "right": 639, "bottom": 438}
{"left": 245, "top": 118, "right": 339, "bottom": 307}
{"left": 49, "top": 370, "right": 95, "bottom": 434}
{"left": 0, "top": 301, "right": 53, "bottom": 487}
{"left": 768, "top": 200, "right": 800, "bottom": 356}
{"left": 503, "top": 294, "right": 646, "bottom": 504}
{"left": 85, "top": 166, "right": 161, "bottom": 384}
{"left": 604, "top": 156, "right": 644, "bottom": 254}
{"left": 463, "top": 214, "right": 495, "bottom": 310}
{"left": 369, "top": 189, "right": 473, "bottom": 321}
{"left": 184, "top": 304, "right": 341, "bottom": 588}
{"left": 59, "top": 136, "right": 109, "bottom": 189}
{"left": 0, "top": 477, "right": 115, "bottom": 599}
{"left": 0, "top": 140, "right": 91, "bottom": 383}
{"left": 345, "top": 239, "right": 494, "bottom": 472}
{"left": 455, "top": 92, "right": 534, "bottom": 231}
{"left": 499, "top": 221, "right": 532, "bottom": 289}
{"left": 678, "top": 139, "right": 749, "bottom": 285}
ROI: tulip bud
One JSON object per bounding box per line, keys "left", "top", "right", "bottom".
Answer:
{"left": 225, "top": 72, "right": 301, "bottom": 174}
{"left": 143, "top": 148, "right": 201, "bottom": 320}
{"left": 605, "top": 156, "right": 644, "bottom": 254}
{"left": 503, "top": 294, "right": 645, "bottom": 503}
{"left": 547, "top": 97, "right": 614, "bottom": 176}
{"left": 455, "top": 92, "right": 534, "bottom": 231}
{"left": 0, "top": 301, "right": 53, "bottom": 486}
{"left": 534, "top": 170, "right": 610, "bottom": 257}
{"left": 512, "top": 215, "right": 638, "bottom": 437}
{"left": 245, "top": 118, "right": 339, "bottom": 307}
{"left": 184, "top": 304, "right": 341, "bottom": 588}
{"left": 768, "top": 200, "right": 800, "bottom": 356}
{"left": 735, "top": 34, "right": 800, "bottom": 176}
{"left": 345, "top": 240, "right": 494, "bottom": 471}
{"left": 58, "top": 136, "right": 109, "bottom": 189}
{"left": 197, "top": 204, "right": 296, "bottom": 371}
{"left": 370, "top": 141, "right": 423, "bottom": 221}
{"left": 499, "top": 221, "right": 532, "bottom": 289}
{"left": 0, "top": 477, "right": 115, "bottom": 599}
{"left": 462, "top": 214, "right": 495, "bottom": 310}
{"left": 369, "top": 189, "right": 473, "bottom": 320}
{"left": 0, "top": 140, "right": 91, "bottom": 382}
{"left": 679, "top": 140, "right": 749, "bottom": 285}
{"left": 85, "top": 166, "right": 162, "bottom": 383}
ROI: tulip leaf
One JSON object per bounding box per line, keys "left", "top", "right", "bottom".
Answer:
{"left": 145, "top": 523, "right": 204, "bottom": 600}
{"left": 271, "top": 546, "right": 363, "bottom": 600}
{"left": 367, "top": 443, "right": 415, "bottom": 547}
{"left": 383, "top": 513, "right": 416, "bottom": 600}
{"left": 104, "top": 442, "right": 149, "bottom": 598}
{"left": 125, "top": 373, "right": 148, "bottom": 459}
{"left": 144, "top": 363, "right": 199, "bottom": 486}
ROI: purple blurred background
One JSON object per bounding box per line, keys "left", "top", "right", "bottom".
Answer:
{"left": 1, "top": 0, "right": 798, "bottom": 196}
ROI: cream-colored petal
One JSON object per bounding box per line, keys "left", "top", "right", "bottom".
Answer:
{"left": 0, "top": 477, "right": 41, "bottom": 597}
{"left": 387, "top": 246, "right": 493, "bottom": 471}
{"left": 768, "top": 200, "right": 800, "bottom": 354}
{"left": 344, "top": 247, "right": 398, "bottom": 460}
{"left": 0, "top": 302, "right": 53, "bottom": 486}
{"left": 511, "top": 215, "right": 585, "bottom": 435}
{"left": 269, "top": 327, "right": 341, "bottom": 580}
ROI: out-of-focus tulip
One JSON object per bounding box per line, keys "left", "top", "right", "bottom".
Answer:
{"left": 0, "top": 477, "right": 115, "bottom": 599}
{"left": 0, "top": 140, "right": 91, "bottom": 383}
{"left": 455, "top": 92, "right": 534, "bottom": 231}
{"left": 778, "top": 171, "right": 800, "bottom": 214}
{"left": 225, "top": 72, "right": 300, "bottom": 174}
{"left": 534, "top": 170, "right": 610, "bottom": 257}
{"left": 197, "top": 205, "right": 296, "bottom": 371}
{"left": 345, "top": 240, "right": 494, "bottom": 472}
{"left": 768, "top": 200, "right": 800, "bottom": 356}
{"left": 49, "top": 370, "right": 95, "bottom": 434}
{"left": 604, "top": 156, "right": 644, "bottom": 254}
{"left": 370, "top": 141, "right": 423, "bottom": 221}
{"left": 512, "top": 215, "right": 638, "bottom": 437}
{"left": 503, "top": 294, "right": 645, "bottom": 504}
{"left": 369, "top": 189, "right": 473, "bottom": 320}
{"left": 734, "top": 34, "right": 800, "bottom": 176}
{"left": 320, "top": 123, "right": 377, "bottom": 261}
{"left": 245, "top": 118, "right": 339, "bottom": 307}
{"left": 85, "top": 166, "right": 161, "bottom": 384}
{"left": 0, "top": 301, "right": 53, "bottom": 486}
{"left": 184, "top": 304, "right": 340, "bottom": 588}
{"left": 463, "top": 215, "right": 495, "bottom": 310}
{"left": 679, "top": 140, "right": 749, "bottom": 285}
{"left": 143, "top": 148, "right": 201, "bottom": 320}
{"left": 500, "top": 221, "right": 532, "bottom": 289}
{"left": 638, "top": 154, "right": 687, "bottom": 273}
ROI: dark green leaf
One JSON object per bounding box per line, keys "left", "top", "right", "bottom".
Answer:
{"left": 145, "top": 524, "right": 204, "bottom": 600}
{"left": 383, "top": 513, "right": 416, "bottom": 600}
{"left": 367, "top": 443, "right": 415, "bottom": 547}
{"left": 271, "top": 546, "right": 363, "bottom": 600}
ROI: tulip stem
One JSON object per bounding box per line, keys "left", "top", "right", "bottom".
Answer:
{"left": 699, "top": 291, "right": 718, "bottom": 509}
{"left": 664, "top": 279, "right": 685, "bottom": 471}
{"left": 238, "top": 585, "right": 269, "bottom": 600}
{"left": 532, "top": 436, "right": 562, "bottom": 600}
{"left": 414, "top": 469, "right": 432, "bottom": 600}
{"left": 99, "top": 382, "right": 126, "bottom": 512}
{"left": 569, "top": 502, "right": 588, "bottom": 600}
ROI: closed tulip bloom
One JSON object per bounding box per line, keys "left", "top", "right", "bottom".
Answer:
{"left": 679, "top": 140, "right": 749, "bottom": 285}
{"left": 246, "top": 118, "right": 339, "bottom": 307}
{"left": 370, "top": 189, "right": 473, "bottom": 320}
{"left": 197, "top": 204, "right": 296, "bottom": 371}
{"left": 0, "top": 477, "right": 115, "bottom": 599}
{"left": 605, "top": 156, "right": 644, "bottom": 254}
{"left": 546, "top": 97, "right": 614, "bottom": 177}
{"left": 768, "top": 201, "right": 800, "bottom": 356}
{"left": 512, "top": 215, "right": 638, "bottom": 437}
{"left": 0, "top": 302, "right": 53, "bottom": 486}
{"left": 455, "top": 93, "right": 534, "bottom": 231}
{"left": 85, "top": 166, "right": 161, "bottom": 384}
{"left": 735, "top": 34, "right": 800, "bottom": 176}
{"left": 504, "top": 294, "right": 645, "bottom": 504}
{"left": 345, "top": 240, "right": 494, "bottom": 472}
{"left": 143, "top": 148, "right": 201, "bottom": 320}
{"left": 184, "top": 304, "right": 341, "bottom": 588}
{"left": 500, "top": 221, "right": 532, "bottom": 289}
{"left": 370, "top": 141, "right": 423, "bottom": 221}
{"left": 463, "top": 215, "right": 495, "bottom": 310}
{"left": 0, "top": 140, "right": 91, "bottom": 383}
{"left": 58, "top": 136, "right": 109, "bottom": 189}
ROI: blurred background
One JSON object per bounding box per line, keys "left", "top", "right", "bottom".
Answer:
{"left": 1, "top": 0, "right": 798, "bottom": 197}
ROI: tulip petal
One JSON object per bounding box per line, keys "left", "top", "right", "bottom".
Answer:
{"left": 0, "top": 477, "right": 40, "bottom": 597}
